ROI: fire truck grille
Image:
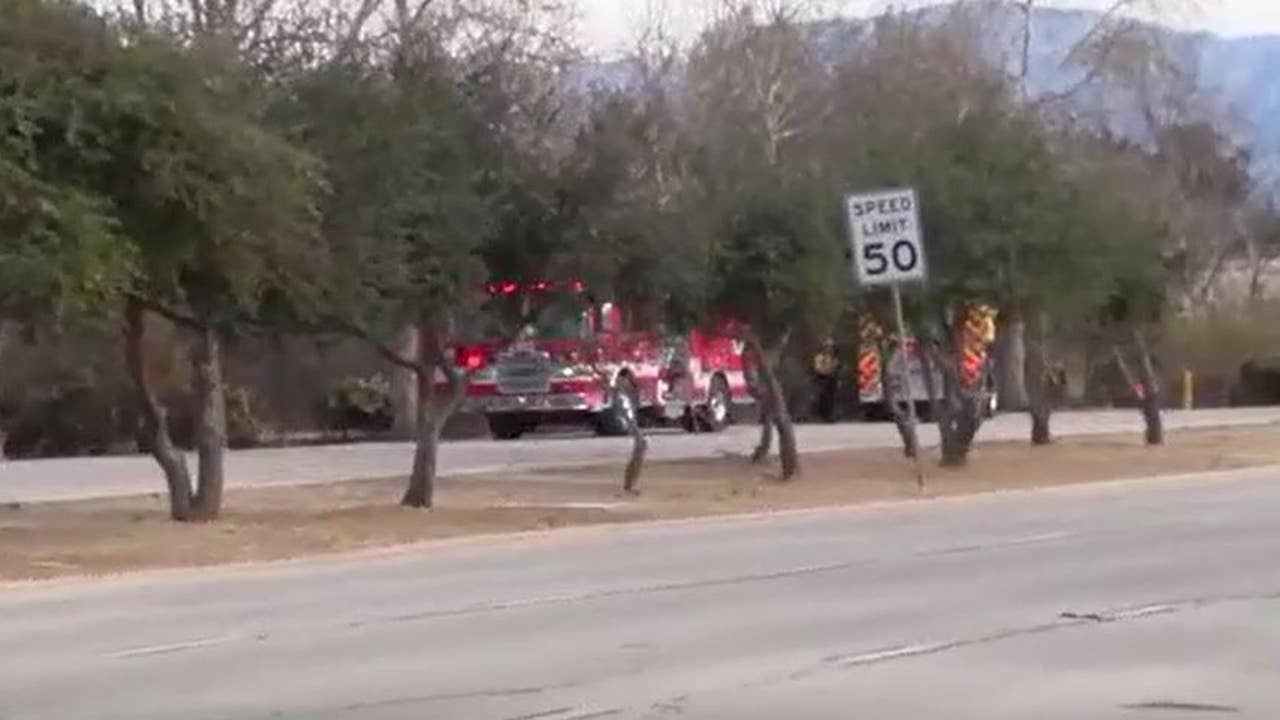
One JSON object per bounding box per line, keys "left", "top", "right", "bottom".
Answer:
{"left": 496, "top": 357, "right": 554, "bottom": 395}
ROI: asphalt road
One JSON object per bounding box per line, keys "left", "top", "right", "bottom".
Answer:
{"left": 3, "top": 407, "right": 1280, "bottom": 503}
{"left": 3, "top": 463, "right": 1279, "bottom": 719}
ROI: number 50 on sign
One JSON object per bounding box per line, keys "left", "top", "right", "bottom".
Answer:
{"left": 846, "top": 188, "right": 927, "bottom": 286}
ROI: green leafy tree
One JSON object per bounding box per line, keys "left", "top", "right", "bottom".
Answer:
{"left": 0, "top": 0, "right": 134, "bottom": 328}
{"left": 673, "top": 3, "right": 843, "bottom": 480}
{"left": 3, "top": 1, "right": 321, "bottom": 520}
{"left": 823, "top": 9, "right": 1135, "bottom": 462}
{"left": 283, "top": 46, "right": 495, "bottom": 508}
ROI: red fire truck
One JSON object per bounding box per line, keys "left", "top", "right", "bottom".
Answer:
{"left": 450, "top": 280, "right": 755, "bottom": 440}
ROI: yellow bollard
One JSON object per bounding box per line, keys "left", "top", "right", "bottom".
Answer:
{"left": 1182, "top": 368, "right": 1194, "bottom": 410}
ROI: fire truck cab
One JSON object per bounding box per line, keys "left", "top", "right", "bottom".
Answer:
{"left": 452, "top": 281, "right": 754, "bottom": 440}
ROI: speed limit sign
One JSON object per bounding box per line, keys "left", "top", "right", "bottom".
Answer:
{"left": 846, "top": 188, "right": 927, "bottom": 286}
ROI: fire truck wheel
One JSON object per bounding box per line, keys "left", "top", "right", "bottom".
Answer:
{"left": 697, "top": 375, "right": 732, "bottom": 432}
{"left": 487, "top": 415, "right": 529, "bottom": 441}
{"left": 595, "top": 375, "right": 639, "bottom": 437}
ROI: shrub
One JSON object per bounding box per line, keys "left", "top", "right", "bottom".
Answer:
{"left": 226, "top": 385, "right": 274, "bottom": 448}
{"left": 1166, "top": 301, "right": 1280, "bottom": 406}
{"left": 3, "top": 383, "right": 135, "bottom": 458}
{"left": 326, "top": 375, "right": 393, "bottom": 434}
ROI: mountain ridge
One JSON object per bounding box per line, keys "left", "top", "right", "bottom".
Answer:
{"left": 576, "top": 5, "right": 1280, "bottom": 187}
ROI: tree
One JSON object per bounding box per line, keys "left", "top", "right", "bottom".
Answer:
{"left": 3, "top": 0, "right": 319, "bottom": 520}
{"left": 0, "top": 1, "right": 135, "bottom": 456}
{"left": 822, "top": 8, "right": 1127, "bottom": 463}
{"left": 673, "top": 2, "right": 841, "bottom": 480}
{"left": 987, "top": 0, "right": 1202, "bottom": 420}
{"left": 107, "top": 34, "right": 321, "bottom": 521}
{"left": 0, "top": 1, "right": 135, "bottom": 322}
{"left": 281, "top": 0, "right": 578, "bottom": 508}
{"left": 288, "top": 57, "right": 491, "bottom": 509}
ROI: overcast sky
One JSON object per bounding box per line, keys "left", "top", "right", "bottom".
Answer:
{"left": 578, "top": 1, "right": 1280, "bottom": 55}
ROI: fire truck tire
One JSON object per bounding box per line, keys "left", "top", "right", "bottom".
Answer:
{"left": 595, "top": 374, "right": 639, "bottom": 437}
{"left": 697, "top": 375, "right": 732, "bottom": 432}
{"left": 487, "top": 414, "right": 530, "bottom": 441}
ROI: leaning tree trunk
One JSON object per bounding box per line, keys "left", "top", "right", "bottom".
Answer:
{"left": 880, "top": 343, "right": 918, "bottom": 459}
{"left": 745, "top": 347, "right": 774, "bottom": 464}
{"left": 1025, "top": 311, "right": 1052, "bottom": 446}
{"left": 0, "top": 322, "right": 9, "bottom": 457}
{"left": 994, "top": 309, "right": 1029, "bottom": 412}
{"left": 402, "top": 365, "right": 439, "bottom": 508}
{"left": 389, "top": 326, "right": 419, "bottom": 439}
{"left": 189, "top": 323, "right": 227, "bottom": 521}
{"left": 124, "top": 299, "right": 195, "bottom": 521}
{"left": 747, "top": 339, "right": 799, "bottom": 481}
{"left": 923, "top": 340, "right": 981, "bottom": 468}
{"left": 401, "top": 327, "right": 473, "bottom": 509}
{"left": 751, "top": 403, "right": 775, "bottom": 464}
{"left": 1133, "top": 329, "right": 1164, "bottom": 446}
{"left": 621, "top": 385, "right": 648, "bottom": 494}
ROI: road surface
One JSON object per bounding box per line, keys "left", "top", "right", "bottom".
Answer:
{"left": 3, "top": 462, "right": 1280, "bottom": 718}
{"left": 3, "top": 407, "right": 1279, "bottom": 503}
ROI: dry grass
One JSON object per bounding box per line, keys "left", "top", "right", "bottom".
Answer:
{"left": 3, "top": 425, "right": 1278, "bottom": 581}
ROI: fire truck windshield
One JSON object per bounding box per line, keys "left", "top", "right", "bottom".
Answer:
{"left": 522, "top": 293, "right": 588, "bottom": 340}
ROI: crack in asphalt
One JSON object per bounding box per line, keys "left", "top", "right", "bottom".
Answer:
{"left": 500, "top": 706, "right": 577, "bottom": 720}
{"left": 100, "top": 531, "right": 1086, "bottom": 665}
{"left": 621, "top": 590, "right": 1280, "bottom": 717}
{"left": 1121, "top": 701, "right": 1240, "bottom": 713}
{"left": 363, "top": 561, "right": 858, "bottom": 626}
{"left": 346, "top": 531, "right": 1079, "bottom": 631}
{"left": 254, "top": 684, "right": 576, "bottom": 719}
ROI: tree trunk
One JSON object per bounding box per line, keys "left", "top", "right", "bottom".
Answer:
{"left": 124, "top": 299, "right": 195, "bottom": 521}
{"left": 748, "top": 338, "right": 799, "bottom": 481}
{"left": 189, "top": 324, "right": 227, "bottom": 521}
{"left": 0, "top": 322, "right": 9, "bottom": 458}
{"left": 389, "top": 326, "right": 419, "bottom": 439}
{"left": 938, "top": 394, "right": 980, "bottom": 467}
{"left": 400, "top": 321, "right": 470, "bottom": 508}
{"left": 773, "top": 408, "right": 799, "bottom": 481}
{"left": 751, "top": 405, "right": 774, "bottom": 464}
{"left": 1133, "top": 329, "right": 1164, "bottom": 446}
{"left": 1025, "top": 311, "right": 1052, "bottom": 446}
{"left": 402, "top": 366, "right": 438, "bottom": 508}
{"left": 994, "top": 311, "right": 1029, "bottom": 411}
{"left": 923, "top": 338, "right": 980, "bottom": 468}
{"left": 745, "top": 350, "right": 774, "bottom": 464}
{"left": 622, "top": 385, "right": 648, "bottom": 494}
{"left": 881, "top": 344, "right": 918, "bottom": 459}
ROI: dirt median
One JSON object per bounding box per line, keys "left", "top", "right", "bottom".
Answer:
{"left": 2, "top": 425, "right": 1278, "bottom": 581}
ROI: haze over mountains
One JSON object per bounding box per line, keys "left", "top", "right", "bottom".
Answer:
{"left": 581, "top": 5, "right": 1280, "bottom": 188}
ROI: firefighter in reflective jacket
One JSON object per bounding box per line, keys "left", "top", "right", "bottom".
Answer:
{"left": 812, "top": 338, "right": 840, "bottom": 423}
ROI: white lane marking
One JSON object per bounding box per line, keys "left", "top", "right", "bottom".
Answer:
{"left": 106, "top": 635, "right": 235, "bottom": 659}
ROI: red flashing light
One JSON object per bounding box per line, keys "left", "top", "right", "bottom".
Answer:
{"left": 456, "top": 346, "right": 486, "bottom": 371}
{"left": 484, "top": 279, "right": 588, "bottom": 294}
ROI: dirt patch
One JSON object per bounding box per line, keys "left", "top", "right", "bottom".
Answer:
{"left": 3, "top": 425, "right": 1278, "bottom": 581}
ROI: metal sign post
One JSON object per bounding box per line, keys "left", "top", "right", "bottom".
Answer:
{"left": 890, "top": 282, "right": 924, "bottom": 490}
{"left": 846, "top": 188, "right": 928, "bottom": 490}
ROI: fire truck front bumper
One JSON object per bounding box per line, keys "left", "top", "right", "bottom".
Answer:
{"left": 466, "top": 392, "right": 603, "bottom": 414}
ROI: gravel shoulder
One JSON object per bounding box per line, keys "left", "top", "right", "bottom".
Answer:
{"left": 3, "top": 424, "right": 1278, "bottom": 581}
